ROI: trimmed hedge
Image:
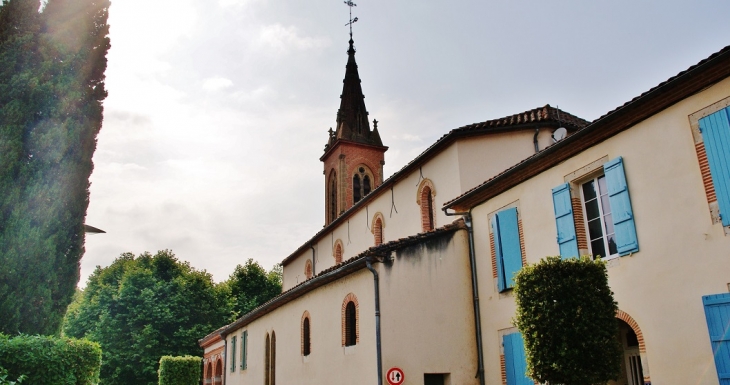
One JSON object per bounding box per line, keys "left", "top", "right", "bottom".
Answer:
{"left": 158, "top": 355, "right": 201, "bottom": 385}
{"left": 0, "top": 334, "right": 101, "bottom": 385}
{"left": 513, "top": 256, "right": 622, "bottom": 385}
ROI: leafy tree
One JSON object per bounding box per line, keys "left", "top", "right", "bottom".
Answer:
{"left": 513, "top": 256, "right": 622, "bottom": 385}
{"left": 225, "top": 259, "right": 282, "bottom": 317}
{"left": 0, "top": 0, "right": 110, "bottom": 335}
{"left": 63, "top": 251, "right": 232, "bottom": 385}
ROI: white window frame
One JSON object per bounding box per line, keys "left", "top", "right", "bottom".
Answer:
{"left": 579, "top": 175, "right": 619, "bottom": 260}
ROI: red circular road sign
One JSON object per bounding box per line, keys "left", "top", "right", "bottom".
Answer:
{"left": 386, "top": 367, "right": 405, "bottom": 385}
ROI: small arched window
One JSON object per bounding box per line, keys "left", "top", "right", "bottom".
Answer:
{"left": 345, "top": 302, "right": 357, "bottom": 346}
{"left": 214, "top": 359, "right": 222, "bottom": 385}
{"left": 417, "top": 179, "right": 436, "bottom": 232}
{"left": 270, "top": 331, "right": 276, "bottom": 385}
{"left": 264, "top": 333, "right": 270, "bottom": 385}
{"left": 302, "top": 314, "right": 311, "bottom": 356}
{"left": 304, "top": 259, "right": 313, "bottom": 279}
{"left": 374, "top": 218, "right": 383, "bottom": 246}
{"left": 342, "top": 293, "right": 359, "bottom": 347}
{"left": 334, "top": 242, "right": 343, "bottom": 264}
{"left": 353, "top": 166, "right": 373, "bottom": 204}
{"left": 329, "top": 172, "right": 338, "bottom": 222}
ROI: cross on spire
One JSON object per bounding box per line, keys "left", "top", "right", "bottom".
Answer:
{"left": 344, "top": 1, "right": 358, "bottom": 39}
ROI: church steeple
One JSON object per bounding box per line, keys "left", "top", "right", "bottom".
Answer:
{"left": 321, "top": 36, "right": 388, "bottom": 225}
{"left": 326, "top": 38, "right": 383, "bottom": 150}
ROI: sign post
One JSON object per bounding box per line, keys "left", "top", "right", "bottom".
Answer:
{"left": 386, "top": 367, "right": 405, "bottom": 385}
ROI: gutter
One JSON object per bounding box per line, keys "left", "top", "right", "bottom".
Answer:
{"left": 443, "top": 209, "right": 485, "bottom": 385}
{"left": 365, "top": 258, "right": 383, "bottom": 385}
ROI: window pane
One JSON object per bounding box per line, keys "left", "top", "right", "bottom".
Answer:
{"left": 607, "top": 234, "right": 618, "bottom": 256}
{"left": 591, "top": 238, "right": 607, "bottom": 259}
{"left": 587, "top": 218, "right": 604, "bottom": 240}
{"left": 597, "top": 175, "right": 607, "bottom": 194}
{"left": 582, "top": 180, "right": 597, "bottom": 201}
{"left": 600, "top": 194, "right": 612, "bottom": 215}
{"left": 604, "top": 213, "right": 615, "bottom": 236}
{"left": 585, "top": 199, "right": 600, "bottom": 220}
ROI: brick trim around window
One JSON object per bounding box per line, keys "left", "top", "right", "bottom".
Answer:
{"left": 341, "top": 293, "right": 359, "bottom": 346}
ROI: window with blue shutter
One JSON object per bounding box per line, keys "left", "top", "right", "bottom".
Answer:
{"left": 503, "top": 332, "right": 533, "bottom": 385}
{"left": 699, "top": 107, "right": 730, "bottom": 227}
{"left": 703, "top": 293, "right": 730, "bottom": 384}
{"left": 552, "top": 183, "right": 579, "bottom": 259}
{"left": 491, "top": 207, "right": 523, "bottom": 292}
{"left": 603, "top": 157, "right": 639, "bottom": 255}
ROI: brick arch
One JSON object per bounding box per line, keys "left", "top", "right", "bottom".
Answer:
{"left": 204, "top": 361, "right": 213, "bottom": 384}
{"left": 304, "top": 259, "right": 313, "bottom": 279}
{"left": 417, "top": 178, "right": 436, "bottom": 231}
{"left": 333, "top": 239, "right": 344, "bottom": 264}
{"left": 616, "top": 309, "right": 646, "bottom": 353}
{"left": 301, "top": 311, "right": 311, "bottom": 356}
{"left": 341, "top": 293, "right": 360, "bottom": 346}
{"left": 371, "top": 212, "right": 385, "bottom": 245}
{"left": 214, "top": 358, "right": 223, "bottom": 385}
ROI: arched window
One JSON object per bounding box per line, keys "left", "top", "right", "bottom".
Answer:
{"left": 329, "top": 172, "right": 338, "bottom": 222}
{"left": 334, "top": 241, "right": 343, "bottom": 264}
{"left": 342, "top": 293, "right": 359, "bottom": 347}
{"left": 263, "top": 331, "right": 276, "bottom": 385}
{"left": 205, "top": 362, "right": 213, "bottom": 385}
{"left": 353, "top": 174, "right": 362, "bottom": 203}
{"left": 302, "top": 312, "right": 311, "bottom": 356}
{"left": 353, "top": 166, "right": 373, "bottom": 204}
{"left": 374, "top": 218, "right": 383, "bottom": 245}
{"left": 304, "top": 259, "right": 313, "bottom": 279}
{"left": 264, "top": 333, "right": 270, "bottom": 385}
{"left": 417, "top": 179, "right": 436, "bottom": 232}
{"left": 214, "top": 359, "right": 222, "bottom": 385}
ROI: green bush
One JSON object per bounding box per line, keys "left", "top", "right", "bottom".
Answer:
{"left": 0, "top": 334, "right": 101, "bottom": 385}
{"left": 0, "top": 366, "right": 25, "bottom": 385}
{"left": 513, "top": 256, "right": 622, "bottom": 385}
{"left": 158, "top": 356, "right": 201, "bottom": 385}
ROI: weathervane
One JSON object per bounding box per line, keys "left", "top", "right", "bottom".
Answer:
{"left": 344, "top": 1, "right": 358, "bottom": 39}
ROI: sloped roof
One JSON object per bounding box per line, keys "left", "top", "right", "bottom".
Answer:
{"left": 219, "top": 219, "right": 466, "bottom": 337}
{"left": 283, "top": 105, "right": 588, "bottom": 265}
{"left": 444, "top": 44, "right": 730, "bottom": 211}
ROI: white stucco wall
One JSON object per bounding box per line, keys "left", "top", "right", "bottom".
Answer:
{"left": 471, "top": 76, "right": 730, "bottom": 385}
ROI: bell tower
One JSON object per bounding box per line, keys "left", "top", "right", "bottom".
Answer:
{"left": 321, "top": 35, "right": 387, "bottom": 225}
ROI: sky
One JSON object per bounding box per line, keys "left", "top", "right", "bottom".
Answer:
{"left": 82, "top": 0, "right": 730, "bottom": 286}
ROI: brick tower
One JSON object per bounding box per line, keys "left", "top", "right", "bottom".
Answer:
{"left": 321, "top": 38, "right": 387, "bottom": 225}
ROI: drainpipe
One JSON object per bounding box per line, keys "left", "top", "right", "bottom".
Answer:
{"left": 365, "top": 258, "right": 383, "bottom": 385}
{"left": 311, "top": 245, "right": 316, "bottom": 275}
{"left": 443, "top": 209, "right": 485, "bottom": 385}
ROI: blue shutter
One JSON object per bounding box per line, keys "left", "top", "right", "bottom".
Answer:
{"left": 230, "top": 336, "right": 236, "bottom": 372}
{"left": 503, "top": 332, "right": 532, "bottom": 385}
{"left": 491, "top": 214, "right": 505, "bottom": 292}
{"left": 552, "top": 183, "right": 579, "bottom": 259}
{"left": 241, "top": 330, "right": 247, "bottom": 370}
{"left": 699, "top": 107, "right": 730, "bottom": 227}
{"left": 604, "top": 157, "right": 639, "bottom": 255}
{"left": 495, "top": 208, "right": 523, "bottom": 291}
{"left": 703, "top": 293, "right": 730, "bottom": 384}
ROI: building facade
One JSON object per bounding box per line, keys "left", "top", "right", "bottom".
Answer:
{"left": 202, "top": 42, "right": 730, "bottom": 385}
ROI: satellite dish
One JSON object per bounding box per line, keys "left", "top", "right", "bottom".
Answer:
{"left": 552, "top": 127, "right": 567, "bottom": 142}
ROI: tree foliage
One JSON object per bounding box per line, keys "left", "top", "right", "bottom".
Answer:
{"left": 224, "top": 259, "right": 282, "bottom": 317}
{"left": 0, "top": 0, "right": 110, "bottom": 335}
{"left": 63, "top": 251, "right": 231, "bottom": 385}
{"left": 513, "top": 256, "right": 622, "bottom": 385}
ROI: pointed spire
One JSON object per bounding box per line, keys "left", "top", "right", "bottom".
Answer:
{"left": 331, "top": 38, "right": 383, "bottom": 148}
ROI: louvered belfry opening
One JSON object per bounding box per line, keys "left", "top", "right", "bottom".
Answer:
{"left": 345, "top": 301, "right": 357, "bottom": 346}
{"left": 353, "top": 174, "right": 361, "bottom": 202}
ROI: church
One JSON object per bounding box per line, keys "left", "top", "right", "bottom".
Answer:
{"left": 199, "top": 32, "right": 730, "bottom": 385}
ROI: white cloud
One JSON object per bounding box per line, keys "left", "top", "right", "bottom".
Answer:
{"left": 256, "top": 24, "right": 330, "bottom": 54}
{"left": 218, "top": 0, "right": 262, "bottom": 8}
{"left": 202, "top": 77, "right": 234, "bottom": 92}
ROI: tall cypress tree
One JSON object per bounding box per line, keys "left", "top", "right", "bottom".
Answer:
{"left": 0, "top": 0, "right": 110, "bottom": 335}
